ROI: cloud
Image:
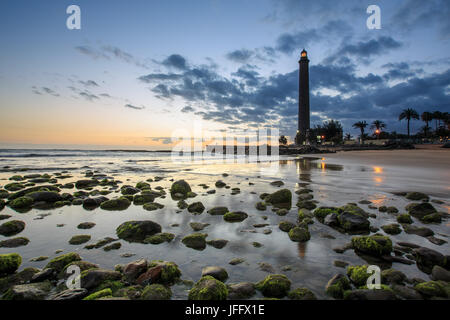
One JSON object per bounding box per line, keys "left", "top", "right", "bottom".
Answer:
{"left": 79, "top": 80, "right": 99, "bottom": 87}
{"left": 181, "top": 106, "right": 195, "bottom": 113}
{"left": 41, "top": 87, "right": 60, "bottom": 97}
{"left": 124, "top": 104, "right": 145, "bottom": 110}
{"left": 75, "top": 45, "right": 148, "bottom": 68}
{"left": 79, "top": 91, "right": 99, "bottom": 101}
{"left": 162, "top": 54, "right": 188, "bottom": 70}
{"left": 226, "top": 49, "right": 254, "bottom": 63}
{"left": 225, "top": 47, "right": 277, "bottom": 64}
{"left": 75, "top": 46, "right": 109, "bottom": 60}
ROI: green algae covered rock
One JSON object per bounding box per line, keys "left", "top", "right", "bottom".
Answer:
{"left": 170, "top": 180, "right": 191, "bottom": 198}
{"left": 142, "top": 202, "right": 164, "bottom": 211}
{"left": 182, "top": 233, "right": 208, "bottom": 250}
{"left": 45, "top": 252, "right": 82, "bottom": 273}
{"left": 288, "top": 227, "right": 310, "bottom": 242}
{"left": 116, "top": 220, "right": 162, "bottom": 242}
{"left": 141, "top": 284, "right": 172, "bottom": 300}
{"left": 147, "top": 260, "right": 182, "bottom": 284}
{"left": 83, "top": 288, "right": 112, "bottom": 300}
{"left": 255, "top": 274, "right": 291, "bottom": 298}
{"left": 0, "top": 253, "right": 22, "bottom": 276}
{"left": 351, "top": 235, "right": 392, "bottom": 256}
{"left": 207, "top": 206, "right": 229, "bottom": 215}
{"left": 223, "top": 211, "right": 248, "bottom": 222}
{"left": 405, "top": 202, "right": 437, "bottom": 218}
{"left": 396, "top": 213, "right": 413, "bottom": 224}
{"left": 288, "top": 287, "right": 317, "bottom": 300}
{"left": 381, "top": 223, "right": 402, "bottom": 235}
{"left": 69, "top": 235, "right": 91, "bottom": 245}
{"left": 278, "top": 221, "right": 296, "bottom": 232}
{"left": 188, "top": 276, "right": 228, "bottom": 300}
{"left": 414, "top": 281, "right": 447, "bottom": 298}
{"left": 0, "top": 220, "right": 25, "bottom": 237}
{"left": 346, "top": 265, "right": 370, "bottom": 286}
{"left": 325, "top": 274, "right": 351, "bottom": 299}
{"left": 405, "top": 192, "right": 429, "bottom": 201}
{"left": 100, "top": 197, "right": 131, "bottom": 211}
{"left": 143, "top": 232, "right": 175, "bottom": 244}
{"left": 187, "top": 202, "right": 205, "bottom": 214}
{"left": 265, "top": 189, "right": 292, "bottom": 209}
{"left": 8, "top": 196, "right": 33, "bottom": 209}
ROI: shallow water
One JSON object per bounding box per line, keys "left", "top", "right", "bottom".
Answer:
{"left": 0, "top": 150, "right": 449, "bottom": 299}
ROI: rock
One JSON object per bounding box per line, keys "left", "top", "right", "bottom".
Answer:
{"left": 116, "top": 220, "right": 162, "bottom": 242}
{"left": 229, "top": 258, "right": 245, "bottom": 265}
{"left": 136, "top": 265, "right": 162, "bottom": 285}
{"left": 223, "top": 211, "right": 248, "bottom": 222}
{"left": 2, "top": 281, "right": 52, "bottom": 300}
{"left": 270, "top": 181, "right": 284, "bottom": 187}
{"left": 82, "top": 197, "right": 108, "bottom": 209}
{"left": 403, "top": 224, "right": 434, "bottom": 237}
{"left": 431, "top": 265, "right": 450, "bottom": 282}
{"left": 405, "top": 192, "right": 429, "bottom": 201}
{"left": 59, "top": 261, "right": 99, "bottom": 279}
{"left": 255, "top": 202, "right": 267, "bottom": 211}
{"left": 8, "top": 196, "right": 33, "bottom": 210}
{"left": 4, "top": 183, "right": 25, "bottom": 192}
{"left": 206, "top": 239, "right": 228, "bottom": 249}
{"left": 75, "top": 179, "right": 99, "bottom": 189}
{"left": 215, "top": 180, "right": 226, "bottom": 188}
{"left": 80, "top": 269, "right": 122, "bottom": 290}
{"left": 177, "top": 200, "right": 188, "bottom": 209}
{"left": 201, "top": 266, "right": 228, "bottom": 282}
{"left": 338, "top": 211, "right": 370, "bottom": 232}
{"left": 288, "top": 287, "right": 317, "bottom": 300}
{"left": 381, "top": 268, "right": 407, "bottom": 285}
{"left": 45, "top": 252, "right": 82, "bottom": 273}
{"left": 0, "top": 237, "right": 29, "bottom": 248}
{"left": 86, "top": 237, "right": 117, "bottom": 249}
{"left": 313, "top": 207, "right": 338, "bottom": 222}
{"left": 420, "top": 212, "right": 442, "bottom": 224}
{"left": 333, "top": 260, "right": 349, "bottom": 268}
{"left": 276, "top": 208, "right": 289, "bottom": 216}
{"left": 324, "top": 212, "right": 339, "bottom": 227}
{"left": 258, "top": 262, "right": 275, "bottom": 273}
{"left": 391, "top": 284, "right": 423, "bottom": 300}
{"left": 343, "top": 288, "right": 396, "bottom": 300}
{"left": 359, "top": 200, "right": 372, "bottom": 205}
{"left": 296, "top": 200, "right": 316, "bottom": 210}
{"left": 103, "top": 242, "right": 121, "bottom": 251}
{"left": 77, "top": 222, "right": 96, "bottom": 230}
{"left": 227, "top": 282, "right": 256, "bottom": 299}
{"left": 351, "top": 235, "right": 392, "bottom": 256}
{"left": 29, "top": 256, "right": 48, "bottom": 262}
{"left": 146, "top": 260, "right": 181, "bottom": 285}
{"left": 256, "top": 274, "right": 291, "bottom": 298}
{"left": 143, "top": 233, "right": 174, "bottom": 244}
{"left": 396, "top": 214, "right": 413, "bottom": 224}
{"left": 207, "top": 206, "right": 228, "bottom": 215}
{"left": 51, "top": 288, "right": 88, "bottom": 300}
{"left": 325, "top": 274, "right": 351, "bottom": 299}
{"left": 187, "top": 202, "right": 205, "bottom": 214}
{"left": 123, "top": 259, "right": 148, "bottom": 282}
{"left": 252, "top": 242, "right": 263, "bottom": 248}
{"left": 26, "top": 191, "right": 62, "bottom": 203}
{"left": 182, "top": 233, "right": 208, "bottom": 250}
{"left": 414, "top": 281, "right": 447, "bottom": 298}
{"left": 141, "top": 284, "right": 172, "bottom": 300}
{"left": 83, "top": 288, "right": 113, "bottom": 300}
{"left": 426, "top": 236, "right": 447, "bottom": 246}
{"left": 381, "top": 223, "right": 402, "bottom": 235}
{"left": 0, "top": 214, "right": 11, "bottom": 220}
{"left": 69, "top": 235, "right": 91, "bottom": 245}
{"left": 0, "top": 253, "right": 22, "bottom": 275}
{"left": 386, "top": 206, "right": 399, "bottom": 214}
{"left": 100, "top": 197, "right": 131, "bottom": 211}
{"left": 133, "top": 194, "right": 156, "bottom": 205}
{"left": 188, "top": 276, "right": 228, "bottom": 300}
{"left": 265, "top": 189, "right": 292, "bottom": 209}
{"left": 288, "top": 227, "right": 310, "bottom": 242}
{"left": 278, "top": 221, "right": 296, "bottom": 232}
{"left": 170, "top": 180, "right": 192, "bottom": 198}
{"left": 31, "top": 268, "right": 55, "bottom": 283}
{"left": 0, "top": 220, "right": 25, "bottom": 236}
{"left": 405, "top": 202, "right": 437, "bottom": 219}
{"left": 347, "top": 265, "right": 369, "bottom": 286}
{"left": 142, "top": 202, "right": 164, "bottom": 211}
{"left": 333, "top": 243, "right": 353, "bottom": 254}
{"left": 413, "top": 247, "right": 447, "bottom": 274}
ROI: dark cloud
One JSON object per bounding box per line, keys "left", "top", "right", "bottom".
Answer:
{"left": 162, "top": 54, "right": 188, "bottom": 70}
{"left": 124, "top": 104, "right": 145, "bottom": 110}
{"left": 41, "top": 87, "right": 60, "bottom": 97}
{"left": 79, "top": 91, "right": 99, "bottom": 101}
{"left": 79, "top": 80, "right": 99, "bottom": 87}
{"left": 75, "top": 45, "right": 147, "bottom": 68}
{"left": 181, "top": 106, "right": 195, "bottom": 113}
{"left": 226, "top": 49, "right": 254, "bottom": 63}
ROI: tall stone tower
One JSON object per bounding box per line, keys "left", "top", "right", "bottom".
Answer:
{"left": 298, "top": 49, "right": 310, "bottom": 143}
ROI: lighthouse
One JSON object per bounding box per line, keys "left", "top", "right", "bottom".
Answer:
{"left": 297, "top": 49, "right": 310, "bottom": 144}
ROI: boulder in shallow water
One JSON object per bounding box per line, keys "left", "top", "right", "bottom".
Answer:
{"left": 188, "top": 276, "right": 228, "bottom": 300}
{"left": 265, "top": 189, "right": 292, "bottom": 209}
{"left": 100, "top": 197, "right": 131, "bottom": 211}
{"left": 0, "top": 220, "right": 25, "bottom": 236}
{"left": 201, "top": 266, "right": 228, "bottom": 282}
{"left": 223, "top": 211, "right": 248, "bottom": 222}
{"left": 255, "top": 274, "right": 291, "bottom": 298}
{"left": 116, "top": 220, "right": 162, "bottom": 242}
{"left": 0, "top": 253, "right": 22, "bottom": 276}
{"left": 351, "top": 235, "right": 392, "bottom": 256}
{"left": 181, "top": 233, "right": 208, "bottom": 250}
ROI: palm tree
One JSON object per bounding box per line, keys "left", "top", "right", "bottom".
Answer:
{"left": 421, "top": 112, "right": 433, "bottom": 137}
{"left": 399, "top": 108, "right": 419, "bottom": 138}
{"left": 370, "top": 120, "right": 386, "bottom": 139}
{"left": 432, "top": 111, "right": 443, "bottom": 131}
{"left": 279, "top": 135, "right": 287, "bottom": 145}
{"left": 344, "top": 133, "right": 352, "bottom": 141}
{"left": 352, "top": 121, "right": 368, "bottom": 144}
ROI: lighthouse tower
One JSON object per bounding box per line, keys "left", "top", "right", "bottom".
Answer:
{"left": 298, "top": 49, "right": 310, "bottom": 144}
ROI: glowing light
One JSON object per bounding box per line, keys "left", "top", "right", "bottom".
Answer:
{"left": 373, "top": 166, "right": 383, "bottom": 173}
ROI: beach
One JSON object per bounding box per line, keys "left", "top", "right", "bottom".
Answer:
{"left": 0, "top": 147, "right": 449, "bottom": 300}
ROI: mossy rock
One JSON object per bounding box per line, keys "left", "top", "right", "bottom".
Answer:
{"left": 405, "top": 192, "right": 429, "bottom": 201}
{"left": 148, "top": 260, "right": 182, "bottom": 284}
{"left": 133, "top": 194, "right": 155, "bottom": 205}
{"left": 265, "top": 189, "right": 292, "bottom": 209}
{"left": 279, "top": 221, "right": 296, "bottom": 232}
{"left": 0, "top": 220, "right": 25, "bottom": 236}
{"left": 116, "top": 220, "right": 162, "bottom": 242}
{"left": 4, "top": 183, "right": 25, "bottom": 192}
{"left": 100, "top": 197, "right": 131, "bottom": 211}
{"left": 181, "top": 233, "right": 208, "bottom": 250}
{"left": 69, "top": 235, "right": 91, "bottom": 245}
{"left": 144, "top": 233, "right": 175, "bottom": 244}
{"left": 59, "top": 261, "right": 99, "bottom": 278}
{"left": 288, "top": 227, "right": 310, "bottom": 242}
{"left": 325, "top": 274, "right": 351, "bottom": 299}
{"left": 8, "top": 196, "right": 33, "bottom": 209}
{"left": 351, "top": 235, "right": 392, "bottom": 256}
{"left": 296, "top": 200, "right": 317, "bottom": 210}
{"left": 381, "top": 223, "right": 402, "bottom": 235}
{"left": 83, "top": 288, "right": 113, "bottom": 300}
{"left": 405, "top": 202, "right": 437, "bottom": 218}
{"left": 0, "top": 253, "right": 22, "bottom": 276}
{"left": 346, "top": 265, "right": 369, "bottom": 286}
{"left": 187, "top": 202, "right": 205, "bottom": 214}
{"left": 177, "top": 200, "right": 188, "bottom": 209}
{"left": 287, "top": 287, "right": 317, "bottom": 300}
{"left": 420, "top": 212, "right": 442, "bottom": 224}
{"left": 77, "top": 222, "right": 96, "bottom": 230}
{"left": 0, "top": 237, "right": 29, "bottom": 248}
{"left": 223, "top": 211, "right": 248, "bottom": 222}
{"left": 255, "top": 202, "right": 267, "bottom": 211}
{"left": 2, "top": 281, "right": 52, "bottom": 300}
{"left": 255, "top": 274, "right": 291, "bottom": 298}
{"left": 276, "top": 208, "right": 288, "bottom": 216}
{"left": 188, "top": 276, "right": 228, "bottom": 300}
{"left": 9, "top": 175, "right": 24, "bottom": 181}
{"left": 396, "top": 214, "right": 412, "bottom": 224}
{"left": 414, "top": 281, "right": 446, "bottom": 298}
{"left": 381, "top": 268, "right": 407, "bottom": 285}
{"left": 136, "top": 181, "right": 151, "bottom": 190}
{"left": 141, "top": 284, "right": 172, "bottom": 300}
{"left": 386, "top": 206, "right": 399, "bottom": 214}
{"left": 313, "top": 207, "right": 338, "bottom": 222}
{"left": 103, "top": 242, "right": 121, "bottom": 251}
{"left": 143, "top": 202, "right": 164, "bottom": 211}
{"left": 207, "top": 207, "right": 229, "bottom": 215}
{"left": 0, "top": 190, "right": 10, "bottom": 199}
{"left": 170, "top": 180, "right": 191, "bottom": 198}
{"left": 45, "top": 252, "right": 82, "bottom": 273}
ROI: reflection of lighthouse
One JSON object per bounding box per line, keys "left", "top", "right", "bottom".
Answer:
{"left": 298, "top": 49, "right": 310, "bottom": 144}
{"left": 297, "top": 242, "right": 307, "bottom": 258}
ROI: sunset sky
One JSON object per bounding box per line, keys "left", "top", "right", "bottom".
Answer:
{"left": 0, "top": 0, "right": 449, "bottom": 149}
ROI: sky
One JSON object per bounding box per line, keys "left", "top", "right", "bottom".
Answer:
{"left": 0, "top": 0, "right": 449, "bottom": 149}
